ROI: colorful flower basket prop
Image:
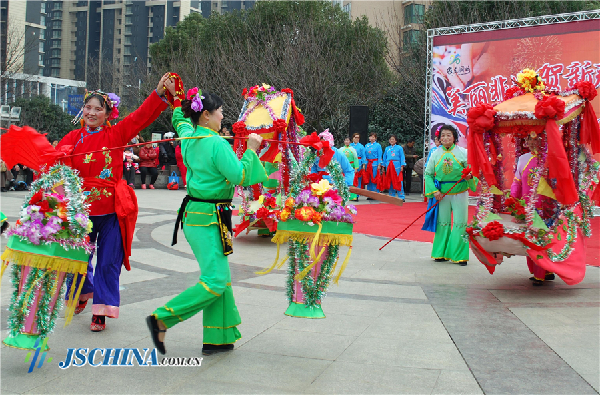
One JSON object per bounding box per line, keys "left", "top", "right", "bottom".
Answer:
{"left": 1, "top": 164, "right": 93, "bottom": 350}
{"left": 257, "top": 151, "right": 355, "bottom": 318}
{"left": 233, "top": 84, "right": 305, "bottom": 236}
{"left": 466, "top": 72, "right": 600, "bottom": 285}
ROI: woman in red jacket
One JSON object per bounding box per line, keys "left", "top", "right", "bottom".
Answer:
{"left": 139, "top": 141, "right": 159, "bottom": 189}
{"left": 57, "top": 73, "right": 174, "bottom": 332}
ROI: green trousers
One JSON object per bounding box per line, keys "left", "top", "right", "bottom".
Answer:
{"left": 153, "top": 204, "right": 241, "bottom": 345}
{"left": 431, "top": 191, "right": 470, "bottom": 263}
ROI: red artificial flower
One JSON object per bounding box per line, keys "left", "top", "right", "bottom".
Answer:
{"left": 295, "top": 206, "right": 316, "bottom": 222}
{"left": 466, "top": 103, "right": 496, "bottom": 134}
{"left": 264, "top": 196, "right": 277, "bottom": 208}
{"left": 504, "top": 86, "right": 522, "bottom": 100}
{"left": 38, "top": 200, "right": 51, "bottom": 215}
{"left": 306, "top": 173, "right": 321, "bottom": 183}
{"left": 323, "top": 189, "right": 342, "bottom": 204}
{"left": 272, "top": 119, "right": 287, "bottom": 133}
{"left": 481, "top": 221, "right": 504, "bottom": 241}
{"left": 256, "top": 207, "right": 270, "bottom": 219}
{"left": 461, "top": 166, "right": 472, "bottom": 178}
{"left": 516, "top": 206, "right": 526, "bottom": 216}
{"left": 232, "top": 121, "right": 247, "bottom": 136}
{"left": 312, "top": 212, "right": 322, "bottom": 223}
{"left": 534, "top": 95, "right": 565, "bottom": 120}
{"left": 241, "top": 88, "right": 248, "bottom": 97}
{"left": 29, "top": 190, "right": 44, "bottom": 205}
{"left": 109, "top": 106, "right": 119, "bottom": 121}
{"left": 504, "top": 197, "right": 516, "bottom": 207}
{"left": 187, "top": 87, "right": 199, "bottom": 100}
{"left": 574, "top": 81, "right": 597, "bottom": 101}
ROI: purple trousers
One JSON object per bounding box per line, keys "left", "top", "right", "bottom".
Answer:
{"left": 66, "top": 213, "right": 123, "bottom": 318}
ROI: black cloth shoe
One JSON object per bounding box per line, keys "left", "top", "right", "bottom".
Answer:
{"left": 146, "top": 315, "right": 167, "bottom": 355}
{"left": 458, "top": 262, "right": 467, "bottom": 266}
{"left": 434, "top": 258, "right": 448, "bottom": 262}
{"left": 367, "top": 197, "right": 374, "bottom": 201}
{"left": 545, "top": 273, "right": 555, "bottom": 281}
{"left": 202, "top": 343, "right": 234, "bottom": 356}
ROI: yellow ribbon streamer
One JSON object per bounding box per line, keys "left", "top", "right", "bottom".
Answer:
{"left": 308, "top": 222, "right": 323, "bottom": 261}
{"left": 64, "top": 273, "right": 85, "bottom": 327}
{"left": 334, "top": 246, "right": 353, "bottom": 284}
{"left": 276, "top": 255, "right": 289, "bottom": 269}
{"left": 256, "top": 242, "right": 282, "bottom": 275}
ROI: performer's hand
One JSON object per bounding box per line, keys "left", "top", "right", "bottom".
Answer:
{"left": 247, "top": 133, "right": 263, "bottom": 151}
{"left": 164, "top": 77, "right": 177, "bottom": 97}
{"left": 434, "top": 191, "right": 443, "bottom": 201}
{"left": 156, "top": 73, "right": 171, "bottom": 96}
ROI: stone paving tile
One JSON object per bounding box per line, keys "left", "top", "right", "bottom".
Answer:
{"left": 431, "top": 370, "right": 483, "bottom": 395}
{"left": 272, "top": 312, "right": 372, "bottom": 337}
{"left": 239, "top": 327, "right": 355, "bottom": 360}
{"left": 305, "top": 361, "right": 441, "bottom": 394}
{"left": 490, "top": 288, "right": 600, "bottom": 304}
{"left": 196, "top": 350, "right": 333, "bottom": 393}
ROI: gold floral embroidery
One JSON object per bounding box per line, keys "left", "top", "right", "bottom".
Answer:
{"left": 83, "top": 153, "right": 96, "bottom": 164}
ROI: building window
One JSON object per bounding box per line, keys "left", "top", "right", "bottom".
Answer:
{"left": 51, "top": 59, "right": 60, "bottom": 66}
{"left": 54, "top": 2, "right": 63, "bottom": 10}
{"left": 51, "top": 68, "right": 60, "bottom": 77}
{"left": 41, "top": 2, "right": 46, "bottom": 13}
{"left": 125, "top": 16, "right": 132, "bottom": 24}
{"left": 124, "top": 46, "right": 131, "bottom": 55}
{"left": 403, "top": 29, "right": 421, "bottom": 47}
{"left": 125, "top": 26, "right": 131, "bottom": 34}
{"left": 343, "top": 3, "right": 351, "bottom": 15}
{"left": 52, "top": 49, "right": 61, "bottom": 57}
{"left": 51, "top": 39, "right": 61, "bottom": 48}
{"left": 39, "top": 42, "right": 44, "bottom": 52}
{"left": 52, "top": 30, "right": 61, "bottom": 38}
{"left": 41, "top": 15, "right": 46, "bottom": 25}
{"left": 39, "top": 29, "right": 45, "bottom": 40}
{"left": 125, "top": 36, "right": 131, "bottom": 45}
{"left": 404, "top": 4, "right": 425, "bottom": 25}
{"left": 53, "top": 11, "right": 62, "bottom": 18}
{"left": 53, "top": 21, "right": 62, "bottom": 29}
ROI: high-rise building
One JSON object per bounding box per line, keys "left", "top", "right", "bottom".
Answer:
{"left": 199, "top": 0, "right": 254, "bottom": 18}
{"left": 340, "top": 0, "right": 430, "bottom": 62}
{"left": 2, "top": 0, "right": 202, "bottom": 100}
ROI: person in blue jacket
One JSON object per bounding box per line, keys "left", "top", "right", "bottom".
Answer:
{"left": 364, "top": 133, "right": 382, "bottom": 193}
{"left": 311, "top": 129, "right": 354, "bottom": 187}
{"left": 383, "top": 135, "right": 406, "bottom": 200}
{"left": 350, "top": 133, "right": 366, "bottom": 188}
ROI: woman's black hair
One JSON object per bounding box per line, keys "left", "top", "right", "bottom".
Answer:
{"left": 389, "top": 135, "right": 397, "bottom": 141}
{"left": 369, "top": 132, "right": 377, "bottom": 139}
{"left": 84, "top": 93, "right": 112, "bottom": 116}
{"left": 181, "top": 92, "right": 224, "bottom": 126}
{"left": 439, "top": 124, "right": 459, "bottom": 144}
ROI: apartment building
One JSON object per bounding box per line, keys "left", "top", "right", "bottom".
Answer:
{"left": 199, "top": 0, "right": 255, "bottom": 18}
{"left": 339, "top": 0, "right": 430, "bottom": 61}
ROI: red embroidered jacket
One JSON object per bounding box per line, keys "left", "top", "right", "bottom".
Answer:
{"left": 57, "top": 91, "right": 168, "bottom": 216}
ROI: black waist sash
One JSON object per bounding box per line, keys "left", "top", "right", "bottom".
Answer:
{"left": 172, "top": 195, "right": 233, "bottom": 256}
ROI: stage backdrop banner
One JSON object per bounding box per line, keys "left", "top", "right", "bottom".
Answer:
{"left": 429, "top": 18, "right": 600, "bottom": 148}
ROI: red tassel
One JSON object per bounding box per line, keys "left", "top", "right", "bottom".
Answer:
{"left": 545, "top": 119, "right": 579, "bottom": 205}
{"left": 580, "top": 102, "right": 600, "bottom": 154}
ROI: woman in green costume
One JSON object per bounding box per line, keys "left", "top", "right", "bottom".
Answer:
{"left": 147, "top": 83, "right": 267, "bottom": 356}
{"left": 424, "top": 125, "right": 477, "bottom": 265}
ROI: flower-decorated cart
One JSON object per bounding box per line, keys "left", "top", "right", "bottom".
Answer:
{"left": 466, "top": 70, "right": 600, "bottom": 284}
{"left": 257, "top": 150, "right": 356, "bottom": 318}
{"left": 232, "top": 84, "right": 305, "bottom": 236}
{"left": 1, "top": 165, "right": 93, "bottom": 350}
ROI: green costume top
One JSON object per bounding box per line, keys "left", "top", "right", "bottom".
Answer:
{"left": 339, "top": 146, "right": 360, "bottom": 169}
{"left": 172, "top": 107, "right": 268, "bottom": 201}
{"left": 424, "top": 144, "right": 477, "bottom": 197}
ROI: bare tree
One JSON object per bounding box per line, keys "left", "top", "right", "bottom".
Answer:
{"left": 1, "top": 21, "right": 39, "bottom": 104}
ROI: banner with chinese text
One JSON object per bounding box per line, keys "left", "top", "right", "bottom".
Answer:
{"left": 429, "top": 19, "right": 600, "bottom": 148}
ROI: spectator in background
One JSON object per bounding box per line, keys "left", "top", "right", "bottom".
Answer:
{"left": 403, "top": 139, "right": 419, "bottom": 196}
{"left": 1, "top": 159, "right": 14, "bottom": 192}
{"left": 123, "top": 149, "right": 138, "bottom": 188}
{"left": 159, "top": 132, "right": 177, "bottom": 169}
{"left": 52, "top": 140, "right": 59, "bottom": 148}
{"left": 11, "top": 164, "right": 33, "bottom": 189}
{"left": 219, "top": 125, "right": 234, "bottom": 147}
{"left": 130, "top": 135, "right": 142, "bottom": 174}
{"left": 139, "top": 141, "right": 159, "bottom": 189}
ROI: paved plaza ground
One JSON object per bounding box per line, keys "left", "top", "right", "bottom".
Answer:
{"left": 1, "top": 189, "right": 599, "bottom": 394}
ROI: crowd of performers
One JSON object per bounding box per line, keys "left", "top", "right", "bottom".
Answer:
{"left": 1, "top": 68, "right": 598, "bottom": 358}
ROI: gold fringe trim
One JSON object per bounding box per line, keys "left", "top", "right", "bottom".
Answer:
{"left": 557, "top": 106, "right": 583, "bottom": 125}
{"left": 0, "top": 248, "right": 88, "bottom": 275}
{"left": 270, "top": 230, "right": 353, "bottom": 247}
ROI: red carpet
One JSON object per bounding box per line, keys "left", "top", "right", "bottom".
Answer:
{"left": 353, "top": 203, "right": 600, "bottom": 266}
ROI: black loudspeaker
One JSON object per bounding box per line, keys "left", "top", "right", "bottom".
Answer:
{"left": 349, "top": 106, "right": 369, "bottom": 145}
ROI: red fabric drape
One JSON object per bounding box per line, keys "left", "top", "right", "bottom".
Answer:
{"left": 467, "top": 130, "right": 498, "bottom": 187}
{"left": 545, "top": 119, "right": 579, "bottom": 205}
{"left": 580, "top": 102, "right": 600, "bottom": 154}
{"left": 86, "top": 178, "right": 138, "bottom": 271}
{"left": 386, "top": 161, "right": 403, "bottom": 191}
{"left": 1, "top": 125, "right": 59, "bottom": 171}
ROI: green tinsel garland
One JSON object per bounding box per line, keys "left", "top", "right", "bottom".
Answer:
{"left": 35, "top": 270, "right": 65, "bottom": 338}
{"left": 8, "top": 267, "right": 44, "bottom": 337}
